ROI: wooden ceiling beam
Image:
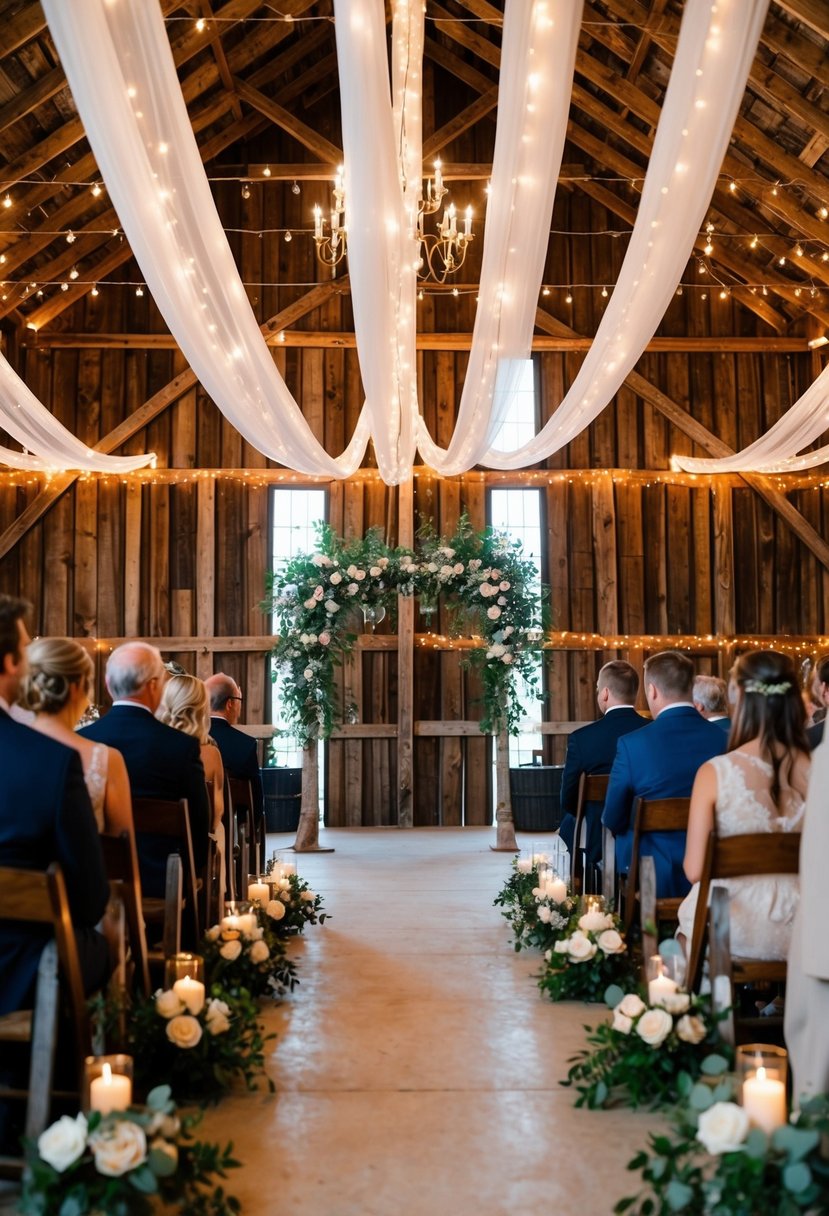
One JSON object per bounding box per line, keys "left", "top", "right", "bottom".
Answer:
{"left": 0, "top": 5, "right": 47, "bottom": 59}
{"left": 0, "top": 278, "right": 348, "bottom": 559}
{"left": 197, "top": 0, "right": 243, "bottom": 121}
{"left": 774, "top": 0, "right": 829, "bottom": 42}
{"left": 0, "top": 65, "right": 66, "bottom": 136}
{"left": 234, "top": 78, "right": 342, "bottom": 164}
{"left": 422, "top": 88, "right": 498, "bottom": 161}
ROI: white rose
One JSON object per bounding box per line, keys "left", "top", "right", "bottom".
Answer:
{"left": 612, "top": 1009, "right": 633, "bottom": 1035}
{"left": 500, "top": 581, "right": 511, "bottom": 591}
{"left": 303, "top": 597, "right": 316, "bottom": 610}
{"left": 661, "top": 992, "right": 691, "bottom": 1015}
{"left": 617, "top": 993, "right": 646, "bottom": 1019}
{"left": 318, "top": 632, "right": 331, "bottom": 646}
{"left": 497, "top": 596, "right": 507, "bottom": 606}
{"left": 250, "top": 940, "right": 270, "bottom": 964}
{"left": 566, "top": 932, "right": 598, "bottom": 963}
{"left": 147, "top": 1113, "right": 179, "bottom": 1138}
{"left": 37, "top": 1113, "right": 87, "bottom": 1173}
{"left": 453, "top": 563, "right": 464, "bottom": 574}
{"left": 91, "top": 1120, "right": 147, "bottom": 1177}
{"left": 676, "top": 1014, "right": 707, "bottom": 1045}
{"left": 205, "top": 925, "right": 221, "bottom": 942}
{"left": 303, "top": 667, "right": 314, "bottom": 680}
{"left": 544, "top": 949, "right": 553, "bottom": 962}
{"left": 311, "top": 554, "right": 326, "bottom": 566}
{"left": 219, "top": 939, "right": 242, "bottom": 961}
{"left": 537, "top": 906, "right": 552, "bottom": 923}
{"left": 278, "top": 877, "right": 291, "bottom": 890}
{"left": 300, "top": 890, "right": 316, "bottom": 902}
{"left": 553, "top": 939, "right": 569, "bottom": 954}
{"left": 154, "top": 989, "right": 183, "bottom": 1019}
{"left": 597, "top": 929, "right": 626, "bottom": 955}
{"left": 166, "top": 1014, "right": 203, "bottom": 1049}
{"left": 324, "top": 600, "right": 340, "bottom": 613}
{"left": 487, "top": 606, "right": 501, "bottom": 620}
{"left": 369, "top": 566, "right": 381, "bottom": 577}
{"left": 635, "top": 1008, "right": 674, "bottom": 1047}
{"left": 267, "top": 899, "right": 286, "bottom": 921}
{"left": 347, "top": 582, "right": 358, "bottom": 595}
{"left": 329, "top": 571, "right": 342, "bottom": 584}
{"left": 515, "top": 858, "right": 533, "bottom": 874}
{"left": 280, "top": 891, "right": 291, "bottom": 903}
{"left": 502, "top": 654, "right": 513, "bottom": 664}
{"left": 696, "top": 1102, "right": 750, "bottom": 1155}
{"left": 354, "top": 570, "right": 366, "bottom": 581}
{"left": 206, "top": 997, "right": 232, "bottom": 1036}
{"left": 347, "top": 565, "right": 358, "bottom": 577}
{"left": 578, "top": 910, "right": 614, "bottom": 933}
{"left": 439, "top": 564, "right": 454, "bottom": 577}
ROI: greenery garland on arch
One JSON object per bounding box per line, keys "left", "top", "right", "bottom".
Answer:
{"left": 268, "top": 515, "right": 547, "bottom": 743}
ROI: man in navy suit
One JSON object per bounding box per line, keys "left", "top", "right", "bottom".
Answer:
{"left": 558, "top": 660, "right": 648, "bottom": 870}
{"left": 205, "top": 673, "right": 264, "bottom": 846}
{"left": 0, "top": 596, "right": 110, "bottom": 1014}
{"left": 80, "top": 643, "right": 210, "bottom": 897}
{"left": 602, "top": 651, "right": 727, "bottom": 898}
{"left": 693, "top": 674, "right": 731, "bottom": 734}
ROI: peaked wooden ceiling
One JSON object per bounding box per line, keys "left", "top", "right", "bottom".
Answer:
{"left": 0, "top": 0, "right": 826, "bottom": 338}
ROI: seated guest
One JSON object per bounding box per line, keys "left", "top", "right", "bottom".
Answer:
{"left": 558, "top": 660, "right": 648, "bottom": 869}
{"left": 602, "top": 650, "right": 727, "bottom": 898}
{"left": 80, "top": 643, "right": 210, "bottom": 897}
{"left": 157, "top": 674, "right": 226, "bottom": 906}
{"left": 0, "top": 597, "right": 110, "bottom": 1013}
{"left": 692, "top": 674, "right": 731, "bottom": 733}
{"left": 806, "top": 655, "right": 829, "bottom": 749}
{"left": 205, "top": 673, "right": 264, "bottom": 835}
{"left": 20, "top": 637, "right": 133, "bottom": 836}
{"left": 678, "top": 650, "right": 808, "bottom": 959}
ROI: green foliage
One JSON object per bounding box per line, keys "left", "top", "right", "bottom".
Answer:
{"left": 202, "top": 904, "right": 298, "bottom": 1000}
{"left": 264, "top": 870, "right": 330, "bottom": 936}
{"left": 537, "top": 910, "right": 636, "bottom": 1003}
{"left": 493, "top": 859, "right": 574, "bottom": 952}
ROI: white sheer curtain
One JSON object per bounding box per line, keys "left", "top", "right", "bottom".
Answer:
{"left": 417, "top": 0, "right": 582, "bottom": 475}
{"left": 333, "top": 0, "right": 421, "bottom": 483}
{"left": 0, "top": 350, "right": 154, "bottom": 472}
{"left": 673, "top": 361, "right": 829, "bottom": 472}
{"left": 477, "top": 0, "right": 769, "bottom": 470}
{"left": 42, "top": 0, "right": 371, "bottom": 479}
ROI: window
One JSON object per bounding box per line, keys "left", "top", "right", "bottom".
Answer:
{"left": 269, "top": 488, "right": 327, "bottom": 770}
{"left": 489, "top": 358, "right": 538, "bottom": 454}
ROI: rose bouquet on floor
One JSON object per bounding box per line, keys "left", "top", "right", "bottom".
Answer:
{"left": 616, "top": 1086, "right": 829, "bottom": 1214}
{"left": 564, "top": 986, "right": 731, "bottom": 1110}
{"left": 265, "top": 867, "right": 328, "bottom": 935}
{"left": 202, "top": 905, "right": 298, "bottom": 997}
{"left": 494, "top": 857, "right": 575, "bottom": 952}
{"left": 20, "top": 1085, "right": 240, "bottom": 1216}
{"left": 537, "top": 906, "right": 636, "bottom": 1003}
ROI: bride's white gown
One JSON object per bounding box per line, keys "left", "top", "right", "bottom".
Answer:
{"left": 677, "top": 751, "right": 804, "bottom": 960}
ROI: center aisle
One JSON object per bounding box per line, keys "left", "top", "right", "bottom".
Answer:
{"left": 200, "top": 829, "right": 660, "bottom": 1214}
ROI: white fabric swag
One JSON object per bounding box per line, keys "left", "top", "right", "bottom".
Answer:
{"left": 43, "top": 0, "right": 371, "bottom": 479}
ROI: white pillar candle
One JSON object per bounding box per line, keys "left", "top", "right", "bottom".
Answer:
{"left": 90, "top": 1063, "right": 132, "bottom": 1114}
{"left": 237, "top": 912, "right": 258, "bottom": 936}
{"left": 547, "top": 877, "right": 567, "bottom": 904}
{"left": 648, "top": 972, "right": 679, "bottom": 1006}
{"left": 743, "top": 1067, "right": 787, "bottom": 1134}
{"left": 172, "top": 974, "right": 205, "bottom": 1015}
{"left": 247, "top": 881, "right": 270, "bottom": 905}
{"left": 281, "top": 861, "right": 297, "bottom": 877}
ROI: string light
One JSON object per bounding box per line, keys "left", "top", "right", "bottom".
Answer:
{"left": 90, "top": 284, "right": 99, "bottom": 297}
{"left": 135, "top": 285, "right": 144, "bottom": 297}
{"left": 241, "top": 184, "right": 251, "bottom": 200}
{"left": 91, "top": 183, "right": 102, "bottom": 198}
{"left": 69, "top": 266, "right": 78, "bottom": 280}
{"left": 195, "top": 17, "right": 205, "bottom": 32}
{"left": 2, "top": 195, "right": 11, "bottom": 209}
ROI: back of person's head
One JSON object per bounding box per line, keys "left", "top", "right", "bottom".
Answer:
{"left": 0, "top": 594, "right": 29, "bottom": 668}
{"left": 598, "top": 660, "right": 639, "bottom": 704}
{"left": 644, "top": 651, "right": 694, "bottom": 701}
{"left": 157, "top": 674, "right": 210, "bottom": 744}
{"left": 204, "top": 672, "right": 237, "bottom": 712}
{"left": 730, "top": 649, "right": 808, "bottom": 805}
{"left": 19, "top": 637, "right": 94, "bottom": 715}
{"left": 813, "top": 655, "right": 829, "bottom": 703}
{"left": 106, "top": 642, "right": 164, "bottom": 699}
{"left": 693, "top": 675, "right": 727, "bottom": 715}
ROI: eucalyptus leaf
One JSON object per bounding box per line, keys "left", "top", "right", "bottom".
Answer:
{"left": 690, "top": 1083, "right": 714, "bottom": 1111}
{"left": 744, "top": 1128, "right": 768, "bottom": 1159}
{"left": 772, "top": 1126, "right": 820, "bottom": 1163}
{"left": 783, "top": 1162, "right": 813, "bottom": 1194}
{"left": 595, "top": 1080, "right": 609, "bottom": 1107}
{"left": 148, "top": 1145, "right": 178, "bottom": 1178}
{"left": 605, "top": 984, "right": 625, "bottom": 1009}
{"left": 658, "top": 939, "right": 683, "bottom": 958}
{"left": 127, "top": 1164, "right": 159, "bottom": 1194}
{"left": 700, "top": 1053, "right": 729, "bottom": 1076}
{"left": 146, "top": 1084, "right": 173, "bottom": 1112}
{"left": 665, "top": 1179, "right": 694, "bottom": 1211}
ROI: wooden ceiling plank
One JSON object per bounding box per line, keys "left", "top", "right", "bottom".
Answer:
{"left": 234, "top": 77, "right": 342, "bottom": 164}
{"left": 429, "top": 3, "right": 500, "bottom": 69}
{"left": 0, "top": 6, "right": 47, "bottom": 59}
{"left": 774, "top": 0, "right": 829, "bottom": 41}
{"left": 197, "top": 0, "right": 243, "bottom": 121}
{"left": 0, "top": 64, "right": 66, "bottom": 136}
{"left": 423, "top": 37, "right": 496, "bottom": 96}
{"left": 422, "top": 88, "right": 498, "bottom": 160}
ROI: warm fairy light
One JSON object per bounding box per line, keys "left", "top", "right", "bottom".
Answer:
{"left": 91, "top": 183, "right": 102, "bottom": 198}
{"left": 91, "top": 284, "right": 99, "bottom": 297}
{"left": 69, "top": 266, "right": 79, "bottom": 280}
{"left": 135, "top": 286, "right": 144, "bottom": 297}
{"left": 195, "top": 17, "right": 205, "bottom": 32}
{"left": 2, "top": 195, "right": 11, "bottom": 209}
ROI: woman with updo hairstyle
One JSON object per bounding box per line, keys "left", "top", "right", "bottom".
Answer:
{"left": 19, "top": 637, "right": 132, "bottom": 836}
{"left": 156, "top": 674, "right": 225, "bottom": 901}
{"left": 677, "top": 649, "right": 810, "bottom": 961}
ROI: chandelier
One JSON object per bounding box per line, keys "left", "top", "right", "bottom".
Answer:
{"left": 313, "top": 160, "right": 474, "bottom": 282}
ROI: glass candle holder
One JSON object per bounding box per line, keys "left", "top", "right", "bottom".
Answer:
{"left": 247, "top": 875, "right": 271, "bottom": 905}
{"left": 580, "top": 894, "right": 606, "bottom": 915}
{"left": 83, "top": 1054, "right": 133, "bottom": 1114}
{"left": 738, "top": 1044, "right": 788, "bottom": 1133}
{"left": 164, "top": 953, "right": 206, "bottom": 1015}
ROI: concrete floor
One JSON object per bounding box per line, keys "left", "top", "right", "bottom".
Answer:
{"left": 198, "top": 828, "right": 662, "bottom": 1215}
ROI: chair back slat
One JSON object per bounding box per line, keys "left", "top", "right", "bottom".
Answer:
{"left": 100, "top": 831, "right": 151, "bottom": 997}
{"left": 623, "top": 797, "right": 691, "bottom": 932}
{"left": 132, "top": 798, "right": 200, "bottom": 943}
{"left": 571, "top": 773, "right": 610, "bottom": 894}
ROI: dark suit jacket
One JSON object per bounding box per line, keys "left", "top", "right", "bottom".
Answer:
{"left": 80, "top": 704, "right": 209, "bottom": 896}
{"left": 808, "top": 720, "right": 824, "bottom": 750}
{"left": 558, "top": 708, "right": 648, "bottom": 866}
{"left": 601, "top": 706, "right": 727, "bottom": 898}
{"left": 0, "top": 710, "right": 109, "bottom": 1014}
{"left": 209, "top": 717, "right": 263, "bottom": 822}
{"left": 710, "top": 716, "right": 731, "bottom": 733}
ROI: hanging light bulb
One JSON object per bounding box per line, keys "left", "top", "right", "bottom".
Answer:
{"left": 60, "top": 282, "right": 69, "bottom": 292}
{"left": 565, "top": 289, "right": 573, "bottom": 304}
{"left": 241, "top": 184, "right": 251, "bottom": 200}
{"left": 195, "top": 17, "right": 205, "bottom": 32}
{"left": 795, "top": 244, "right": 804, "bottom": 257}
{"left": 91, "top": 183, "right": 102, "bottom": 198}
{"left": 750, "top": 235, "right": 758, "bottom": 249}
{"left": 69, "top": 266, "right": 79, "bottom": 280}
{"left": 91, "top": 284, "right": 99, "bottom": 297}
{"left": 2, "top": 195, "right": 11, "bottom": 209}
{"left": 135, "top": 285, "right": 144, "bottom": 297}
{"left": 601, "top": 286, "right": 608, "bottom": 298}
{"left": 263, "top": 166, "right": 272, "bottom": 178}
{"left": 284, "top": 230, "right": 292, "bottom": 242}
{"left": 66, "top": 230, "right": 76, "bottom": 244}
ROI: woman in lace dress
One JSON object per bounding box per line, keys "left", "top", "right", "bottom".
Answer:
{"left": 677, "top": 650, "right": 810, "bottom": 960}
{"left": 19, "top": 637, "right": 132, "bottom": 835}
{"left": 156, "top": 674, "right": 225, "bottom": 907}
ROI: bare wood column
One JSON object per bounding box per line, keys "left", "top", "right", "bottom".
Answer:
{"left": 195, "top": 478, "right": 215, "bottom": 680}
{"left": 397, "top": 479, "right": 414, "bottom": 829}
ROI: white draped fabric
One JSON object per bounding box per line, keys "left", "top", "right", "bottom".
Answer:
{"left": 417, "top": 0, "right": 582, "bottom": 475}
{"left": 673, "top": 361, "right": 829, "bottom": 473}
{"left": 0, "top": 350, "right": 154, "bottom": 473}
{"left": 42, "top": 0, "right": 371, "bottom": 479}
{"left": 477, "top": 0, "right": 769, "bottom": 470}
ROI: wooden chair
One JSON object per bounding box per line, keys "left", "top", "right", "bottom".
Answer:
{"left": 0, "top": 865, "right": 90, "bottom": 1174}
{"left": 227, "top": 777, "right": 255, "bottom": 888}
{"left": 622, "top": 796, "right": 690, "bottom": 934}
{"left": 99, "top": 831, "right": 151, "bottom": 998}
{"left": 131, "top": 797, "right": 200, "bottom": 945}
{"left": 686, "top": 829, "right": 801, "bottom": 995}
{"left": 571, "top": 773, "right": 610, "bottom": 895}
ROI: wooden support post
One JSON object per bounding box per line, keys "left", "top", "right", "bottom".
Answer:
{"left": 397, "top": 480, "right": 414, "bottom": 829}
{"left": 491, "top": 726, "right": 518, "bottom": 852}
{"left": 293, "top": 740, "right": 334, "bottom": 853}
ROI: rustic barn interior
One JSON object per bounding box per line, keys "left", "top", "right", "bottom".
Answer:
{"left": 0, "top": 0, "right": 827, "bottom": 833}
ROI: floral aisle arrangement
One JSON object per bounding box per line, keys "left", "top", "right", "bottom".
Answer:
{"left": 564, "top": 987, "right": 730, "bottom": 1110}
{"left": 265, "top": 863, "right": 329, "bottom": 935}
{"left": 21, "top": 1086, "right": 240, "bottom": 1216}
{"left": 616, "top": 1087, "right": 829, "bottom": 1215}
{"left": 129, "top": 982, "right": 272, "bottom": 1103}
{"left": 537, "top": 905, "right": 636, "bottom": 1003}
{"left": 202, "top": 906, "right": 298, "bottom": 999}
{"left": 493, "top": 856, "right": 575, "bottom": 953}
